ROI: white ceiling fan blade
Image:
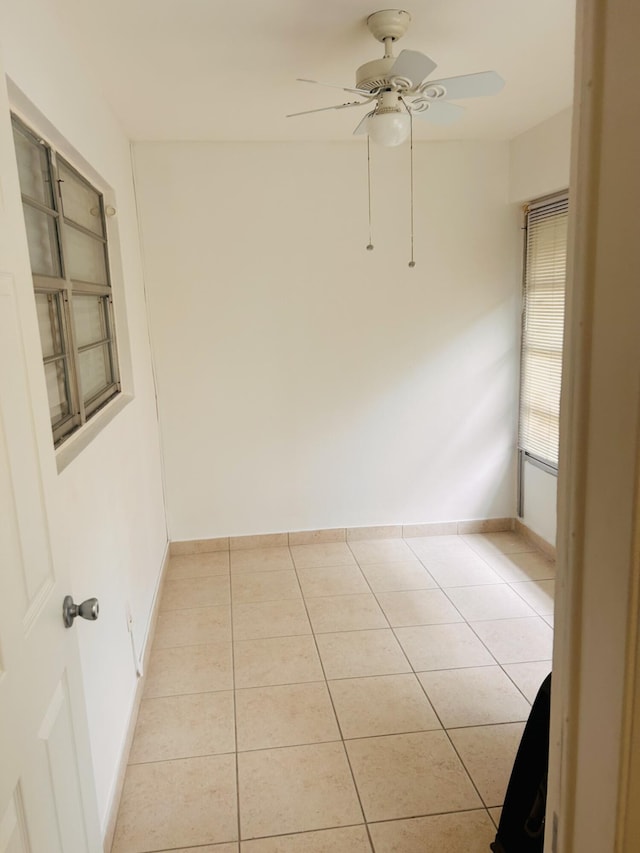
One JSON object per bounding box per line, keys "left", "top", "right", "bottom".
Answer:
{"left": 297, "top": 78, "right": 370, "bottom": 96}
{"left": 286, "top": 101, "right": 367, "bottom": 118}
{"left": 353, "top": 111, "right": 374, "bottom": 136}
{"left": 421, "top": 71, "right": 505, "bottom": 100}
{"left": 411, "top": 100, "right": 465, "bottom": 125}
{"left": 389, "top": 50, "right": 438, "bottom": 87}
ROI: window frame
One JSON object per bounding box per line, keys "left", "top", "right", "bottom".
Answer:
{"left": 12, "top": 114, "right": 121, "bottom": 448}
{"left": 517, "top": 191, "right": 569, "bottom": 511}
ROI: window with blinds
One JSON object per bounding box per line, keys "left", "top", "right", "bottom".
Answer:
{"left": 518, "top": 194, "right": 568, "bottom": 470}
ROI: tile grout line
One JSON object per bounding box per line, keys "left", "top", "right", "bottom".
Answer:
{"left": 346, "top": 538, "right": 542, "bottom": 819}
{"left": 341, "top": 539, "right": 448, "bottom": 849}
{"left": 227, "top": 559, "right": 242, "bottom": 847}
{"left": 396, "top": 598, "right": 513, "bottom": 818}
{"left": 343, "top": 540, "right": 417, "bottom": 678}
{"left": 146, "top": 534, "right": 554, "bottom": 848}
{"left": 288, "top": 544, "right": 376, "bottom": 853}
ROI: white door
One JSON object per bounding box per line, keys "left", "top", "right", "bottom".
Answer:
{"left": 0, "top": 60, "right": 102, "bottom": 853}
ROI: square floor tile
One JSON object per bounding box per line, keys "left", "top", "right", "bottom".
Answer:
{"left": 238, "top": 742, "right": 362, "bottom": 839}
{"left": 470, "top": 617, "right": 553, "bottom": 663}
{"left": 359, "top": 560, "right": 437, "bottom": 592}
{"left": 154, "top": 606, "right": 231, "bottom": 648}
{"left": 394, "top": 623, "right": 495, "bottom": 671}
{"left": 315, "top": 629, "right": 410, "bottom": 679}
{"left": 418, "top": 666, "right": 531, "bottom": 728}
{"left": 489, "top": 807, "right": 503, "bottom": 829}
{"left": 129, "top": 692, "right": 235, "bottom": 763}
{"left": 234, "top": 635, "right": 323, "bottom": 688}
{"left": 449, "top": 723, "right": 525, "bottom": 807}
{"left": 230, "top": 547, "right": 294, "bottom": 573}
{"left": 376, "top": 589, "right": 463, "bottom": 627}
{"left": 479, "top": 550, "right": 556, "bottom": 583}
{"left": 297, "top": 566, "right": 369, "bottom": 598}
{"left": 231, "top": 570, "right": 301, "bottom": 604}
{"left": 290, "top": 542, "right": 356, "bottom": 569}
{"left": 348, "top": 538, "right": 415, "bottom": 564}
{"left": 510, "top": 579, "right": 555, "bottom": 615}
{"left": 167, "top": 551, "right": 230, "bottom": 579}
{"left": 346, "top": 731, "right": 481, "bottom": 821}
{"left": 462, "top": 532, "right": 536, "bottom": 557}
{"left": 236, "top": 682, "right": 339, "bottom": 750}
{"left": 232, "top": 599, "right": 311, "bottom": 640}
{"left": 406, "top": 536, "right": 476, "bottom": 562}
{"left": 144, "top": 643, "right": 233, "bottom": 698}
{"left": 160, "top": 576, "right": 231, "bottom": 610}
{"left": 111, "top": 754, "right": 237, "bottom": 851}
{"left": 368, "top": 810, "right": 496, "bottom": 853}
{"left": 328, "top": 674, "right": 440, "bottom": 738}
{"left": 503, "top": 661, "right": 552, "bottom": 702}
{"left": 444, "top": 584, "right": 536, "bottom": 621}
{"left": 241, "top": 826, "right": 371, "bottom": 852}
{"left": 420, "top": 554, "right": 504, "bottom": 588}
{"left": 305, "top": 593, "right": 387, "bottom": 633}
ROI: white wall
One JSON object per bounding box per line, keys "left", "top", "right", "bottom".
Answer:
{"left": 509, "top": 107, "right": 573, "bottom": 547}
{"left": 522, "top": 459, "right": 558, "bottom": 544}
{"left": 509, "top": 107, "right": 572, "bottom": 204}
{"left": 0, "top": 0, "right": 167, "bottom": 833}
{"left": 134, "top": 140, "right": 521, "bottom": 541}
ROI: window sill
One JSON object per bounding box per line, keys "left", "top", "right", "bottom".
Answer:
{"left": 55, "top": 393, "right": 132, "bottom": 473}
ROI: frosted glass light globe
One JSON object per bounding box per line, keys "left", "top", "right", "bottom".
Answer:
{"left": 367, "top": 110, "right": 411, "bottom": 147}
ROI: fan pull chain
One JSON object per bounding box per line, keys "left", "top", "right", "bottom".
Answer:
{"left": 408, "top": 112, "right": 416, "bottom": 268}
{"left": 366, "top": 135, "right": 374, "bottom": 251}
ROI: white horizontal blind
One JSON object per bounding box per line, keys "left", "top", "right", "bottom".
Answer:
{"left": 519, "top": 196, "right": 568, "bottom": 468}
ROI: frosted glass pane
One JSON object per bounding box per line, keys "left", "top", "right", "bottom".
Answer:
{"left": 65, "top": 225, "right": 108, "bottom": 285}
{"left": 23, "top": 205, "right": 61, "bottom": 277}
{"left": 79, "top": 345, "right": 111, "bottom": 402}
{"left": 35, "top": 292, "right": 64, "bottom": 357}
{"left": 73, "top": 294, "right": 107, "bottom": 348}
{"left": 44, "top": 359, "right": 70, "bottom": 425}
{"left": 58, "top": 161, "right": 104, "bottom": 236}
{"left": 13, "top": 124, "right": 54, "bottom": 207}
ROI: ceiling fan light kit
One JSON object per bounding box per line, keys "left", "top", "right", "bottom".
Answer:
{"left": 287, "top": 9, "right": 504, "bottom": 264}
{"left": 366, "top": 90, "right": 411, "bottom": 146}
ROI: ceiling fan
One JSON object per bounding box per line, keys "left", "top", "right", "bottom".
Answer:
{"left": 287, "top": 9, "right": 505, "bottom": 147}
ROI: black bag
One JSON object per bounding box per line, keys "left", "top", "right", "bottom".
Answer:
{"left": 490, "top": 672, "right": 552, "bottom": 853}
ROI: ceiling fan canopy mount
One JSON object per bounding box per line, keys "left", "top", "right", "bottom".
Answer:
{"left": 365, "top": 9, "right": 412, "bottom": 43}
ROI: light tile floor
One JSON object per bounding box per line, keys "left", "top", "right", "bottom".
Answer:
{"left": 111, "top": 531, "right": 554, "bottom": 853}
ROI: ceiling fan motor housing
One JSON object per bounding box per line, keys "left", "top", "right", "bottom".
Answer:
{"left": 356, "top": 56, "right": 399, "bottom": 92}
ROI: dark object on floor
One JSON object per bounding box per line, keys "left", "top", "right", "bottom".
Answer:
{"left": 490, "top": 672, "right": 552, "bottom": 853}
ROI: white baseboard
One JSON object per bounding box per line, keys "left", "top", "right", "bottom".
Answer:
{"left": 102, "top": 543, "right": 171, "bottom": 853}
{"left": 170, "top": 517, "right": 516, "bottom": 555}
{"left": 515, "top": 517, "right": 557, "bottom": 560}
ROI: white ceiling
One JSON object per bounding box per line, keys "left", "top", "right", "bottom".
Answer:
{"left": 52, "top": 0, "right": 576, "bottom": 142}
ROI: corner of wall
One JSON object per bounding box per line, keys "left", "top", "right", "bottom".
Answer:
{"left": 509, "top": 107, "right": 573, "bottom": 204}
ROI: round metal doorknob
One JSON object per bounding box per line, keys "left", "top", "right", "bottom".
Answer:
{"left": 63, "top": 595, "right": 99, "bottom": 628}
